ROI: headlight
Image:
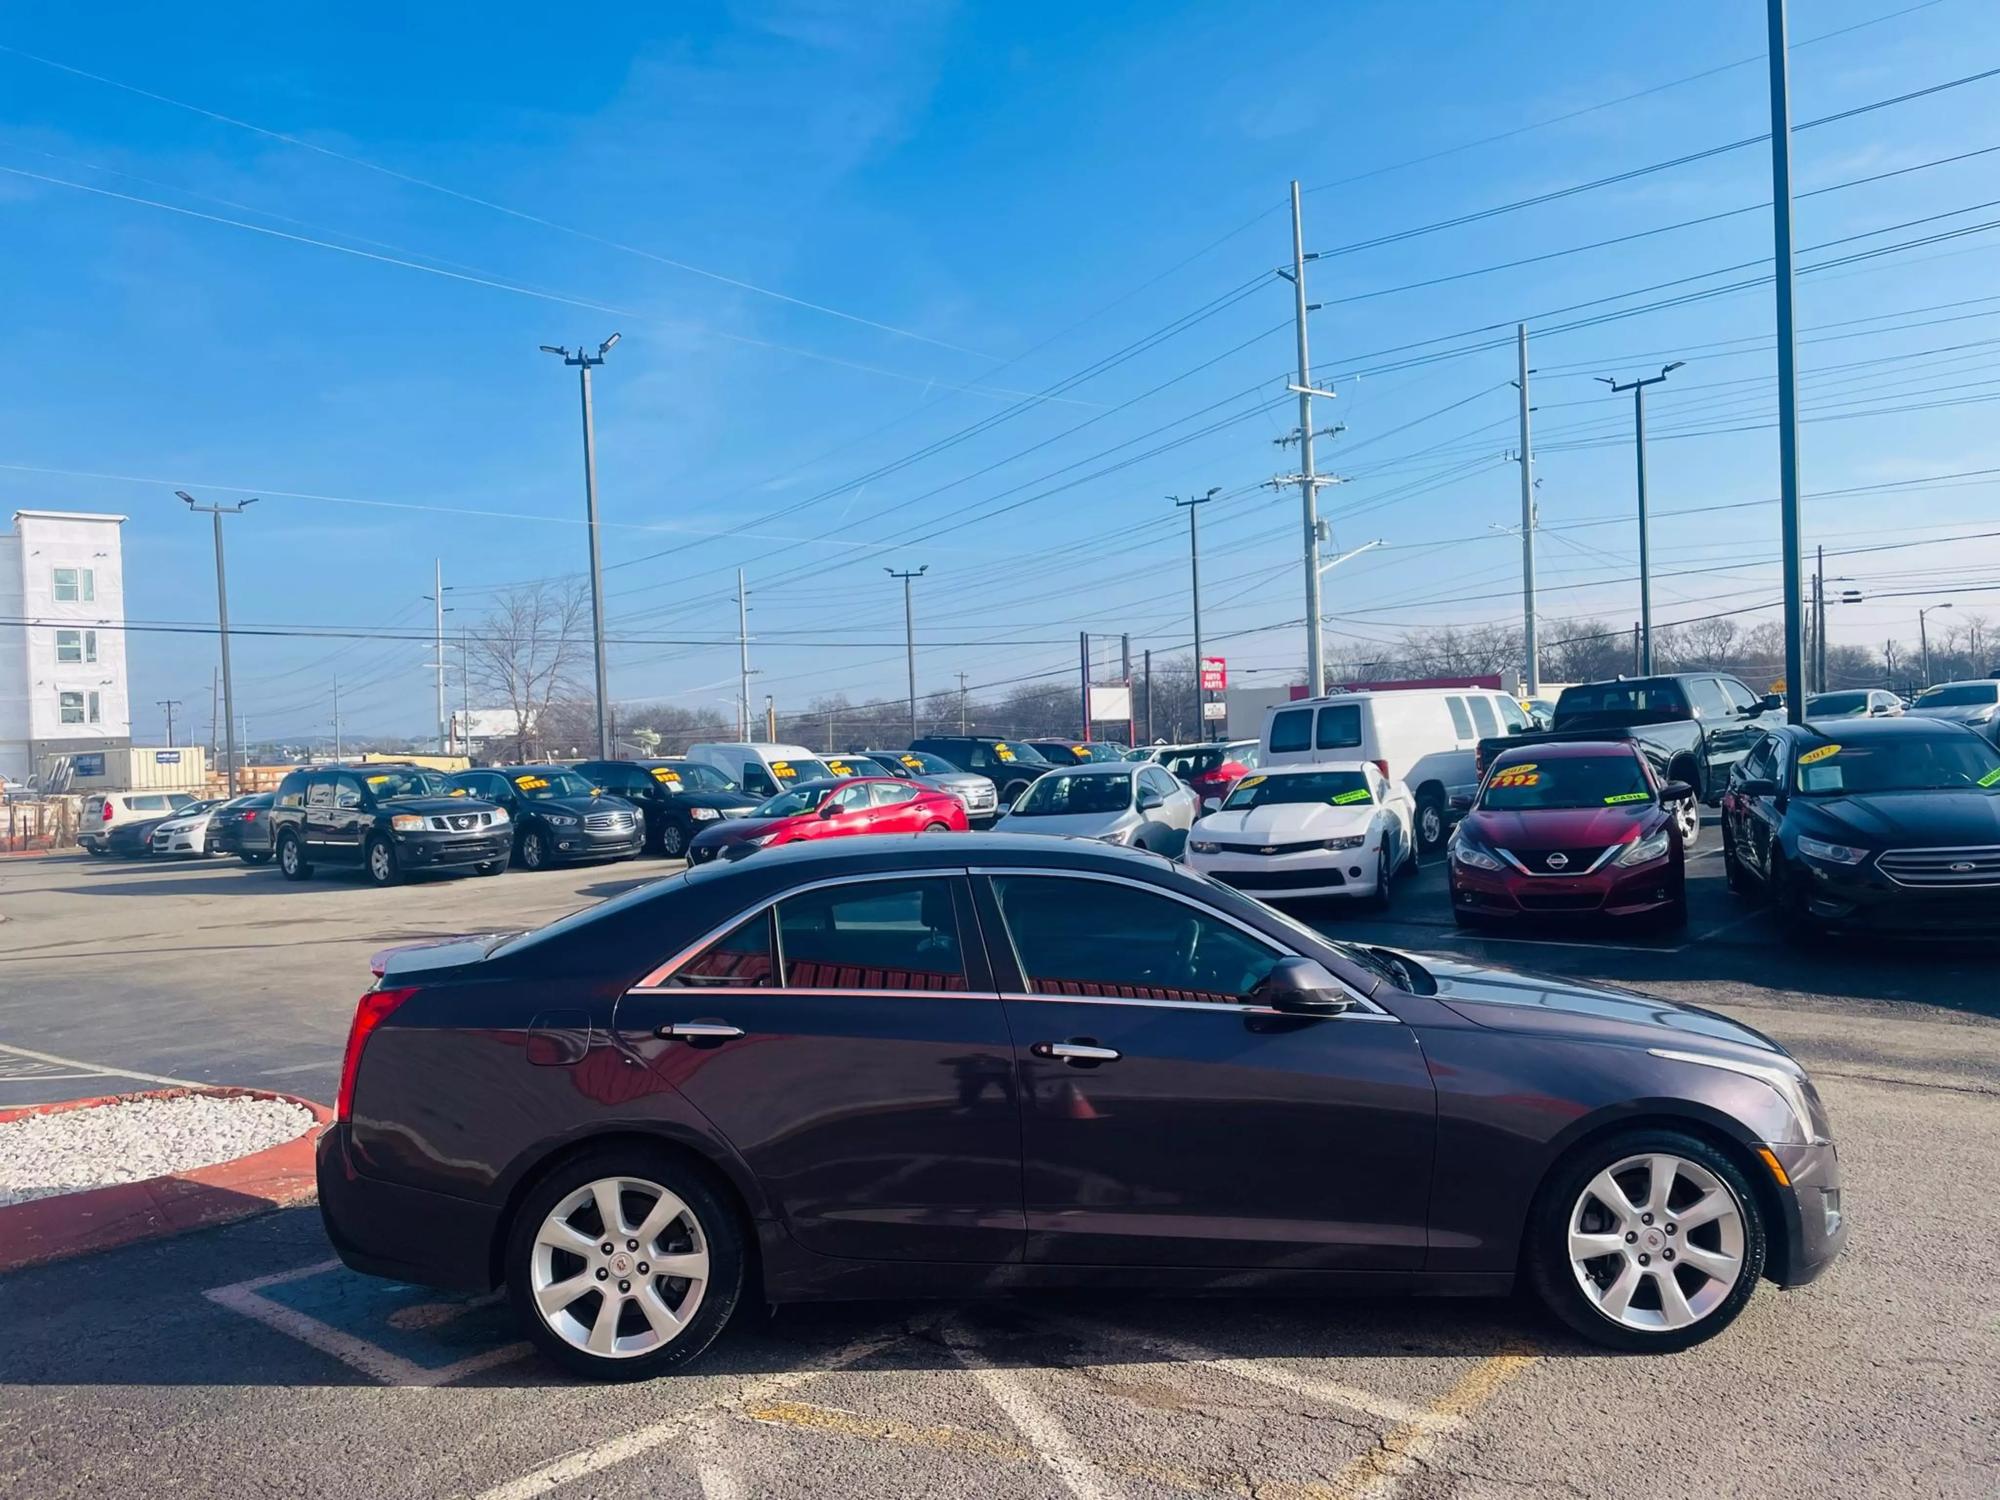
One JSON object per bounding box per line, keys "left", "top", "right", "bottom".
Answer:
{"left": 544, "top": 812, "right": 580, "bottom": 827}
{"left": 390, "top": 814, "right": 426, "bottom": 832}
{"left": 1321, "top": 835, "right": 1367, "bottom": 850}
{"left": 488, "top": 807, "right": 509, "bottom": 826}
{"left": 1099, "top": 826, "right": 1134, "bottom": 845}
{"left": 1188, "top": 839, "right": 1219, "bottom": 855}
{"left": 1648, "top": 1047, "right": 1825, "bottom": 1145}
{"left": 1797, "top": 834, "right": 1869, "bottom": 865}
{"left": 1451, "top": 839, "right": 1504, "bottom": 871}
{"left": 748, "top": 832, "right": 780, "bottom": 846}
{"left": 1615, "top": 828, "right": 1673, "bottom": 867}
{"left": 689, "top": 807, "right": 721, "bottom": 821}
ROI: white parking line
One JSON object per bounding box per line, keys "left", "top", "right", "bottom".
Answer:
{"left": 475, "top": 1330, "right": 904, "bottom": 1500}
{"left": 1037, "top": 1312, "right": 1446, "bottom": 1429}
{"left": 943, "top": 1315, "right": 1111, "bottom": 1500}
{"left": 0, "top": 1040, "right": 206, "bottom": 1090}
{"left": 204, "top": 1259, "right": 531, "bottom": 1387}
{"left": 1688, "top": 910, "right": 1764, "bottom": 944}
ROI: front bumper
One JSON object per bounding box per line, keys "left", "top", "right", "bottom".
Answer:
{"left": 545, "top": 827, "right": 644, "bottom": 862}
{"left": 316, "top": 1123, "right": 498, "bottom": 1294}
{"left": 1186, "top": 845, "right": 1376, "bottom": 898}
{"left": 392, "top": 829, "right": 513, "bottom": 869}
{"left": 1794, "top": 858, "right": 2000, "bottom": 934}
{"left": 1450, "top": 853, "right": 1677, "bottom": 918}
{"left": 149, "top": 830, "right": 207, "bottom": 856}
{"left": 1766, "top": 1139, "right": 1846, "bottom": 1286}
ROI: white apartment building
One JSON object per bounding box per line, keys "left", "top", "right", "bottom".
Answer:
{"left": 0, "top": 510, "right": 133, "bottom": 782}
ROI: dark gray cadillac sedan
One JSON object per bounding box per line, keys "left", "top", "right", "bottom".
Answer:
{"left": 320, "top": 834, "right": 1844, "bottom": 1379}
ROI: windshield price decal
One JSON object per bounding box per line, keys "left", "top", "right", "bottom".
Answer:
{"left": 993, "top": 744, "right": 1016, "bottom": 761}
{"left": 1329, "top": 788, "right": 1371, "bottom": 804}
{"left": 1236, "top": 774, "right": 1266, "bottom": 789}
{"left": 900, "top": 754, "right": 924, "bottom": 770}
{"left": 1797, "top": 744, "right": 1841, "bottom": 766}
{"left": 1491, "top": 764, "right": 1539, "bottom": 787}
{"left": 514, "top": 774, "right": 550, "bottom": 790}
{"left": 650, "top": 767, "right": 681, "bottom": 783}
{"left": 1980, "top": 766, "right": 2000, "bottom": 787}
{"left": 825, "top": 760, "right": 855, "bottom": 776}
{"left": 366, "top": 775, "right": 392, "bottom": 787}
{"left": 772, "top": 762, "right": 797, "bottom": 778}
{"left": 1603, "top": 791, "right": 1651, "bottom": 804}
{"left": 449, "top": 787, "right": 469, "bottom": 797}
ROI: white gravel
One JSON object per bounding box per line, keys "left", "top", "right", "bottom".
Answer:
{"left": 0, "top": 1093, "right": 317, "bottom": 1208}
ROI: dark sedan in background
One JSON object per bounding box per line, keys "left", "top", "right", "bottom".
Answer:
{"left": 207, "top": 791, "right": 275, "bottom": 863}
{"left": 322, "top": 835, "right": 1844, "bottom": 1380}
{"left": 448, "top": 766, "right": 643, "bottom": 870}
{"left": 1721, "top": 716, "right": 2000, "bottom": 938}
{"left": 573, "top": 758, "right": 760, "bottom": 858}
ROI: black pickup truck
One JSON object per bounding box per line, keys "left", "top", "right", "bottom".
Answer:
{"left": 1475, "top": 673, "right": 1785, "bottom": 847}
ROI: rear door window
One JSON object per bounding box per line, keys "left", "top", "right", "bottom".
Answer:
{"left": 306, "top": 775, "right": 335, "bottom": 809}
{"left": 1269, "top": 709, "right": 1313, "bottom": 753}
{"left": 1446, "top": 697, "right": 1474, "bottom": 739}
{"left": 666, "top": 911, "right": 776, "bottom": 988}
{"left": 1466, "top": 696, "right": 1499, "bottom": 737}
{"left": 1315, "top": 705, "right": 1363, "bottom": 749}
{"left": 869, "top": 781, "right": 918, "bottom": 807}
{"left": 774, "top": 879, "right": 967, "bottom": 991}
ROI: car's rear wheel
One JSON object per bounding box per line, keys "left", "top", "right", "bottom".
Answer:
{"left": 1528, "top": 1129, "right": 1765, "bottom": 1353}
{"left": 1672, "top": 794, "right": 1701, "bottom": 851}
{"left": 505, "top": 1148, "right": 743, "bottom": 1381}
{"left": 520, "top": 829, "right": 550, "bottom": 871}
{"left": 660, "top": 822, "right": 688, "bottom": 859}
{"left": 922, "top": 820, "right": 951, "bottom": 834}
{"left": 364, "top": 836, "right": 401, "bottom": 888}
{"left": 1414, "top": 791, "right": 1447, "bottom": 852}
{"left": 277, "top": 831, "right": 312, "bottom": 881}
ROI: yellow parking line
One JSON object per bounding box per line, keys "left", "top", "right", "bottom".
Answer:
{"left": 747, "top": 1400, "right": 1033, "bottom": 1464}
{"left": 1321, "top": 1353, "right": 1538, "bottom": 1500}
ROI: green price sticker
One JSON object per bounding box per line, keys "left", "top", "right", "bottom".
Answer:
{"left": 1329, "top": 788, "right": 1372, "bottom": 805}
{"left": 1979, "top": 766, "right": 2000, "bottom": 787}
{"left": 1603, "top": 791, "right": 1651, "bottom": 805}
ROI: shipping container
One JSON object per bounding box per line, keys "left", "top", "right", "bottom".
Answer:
{"left": 42, "top": 745, "right": 211, "bottom": 793}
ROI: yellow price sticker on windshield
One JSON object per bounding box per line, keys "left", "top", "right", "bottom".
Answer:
{"left": 1492, "top": 771, "right": 1540, "bottom": 788}
{"left": 515, "top": 774, "right": 550, "bottom": 791}
{"left": 771, "top": 761, "right": 796, "bottom": 778}
{"left": 825, "top": 759, "right": 856, "bottom": 777}
{"left": 994, "top": 743, "right": 1016, "bottom": 761}
{"left": 449, "top": 787, "right": 469, "bottom": 797}
{"left": 1797, "top": 743, "right": 1841, "bottom": 766}
{"left": 1603, "top": 791, "right": 1650, "bottom": 805}
{"left": 366, "top": 775, "right": 393, "bottom": 787}
{"left": 900, "top": 754, "right": 924, "bottom": 770}
{"left": 1329, "top": 788, "right": 1371, "bottom": 805}
{"left": 1235, "top": 774, "right": 1266, "bottom": 789}
{"left": 650, "top": 767, "right": 681, "bottom": 783}
{"left": 1979, "top": 766, "right": 2000, "bottom": 787}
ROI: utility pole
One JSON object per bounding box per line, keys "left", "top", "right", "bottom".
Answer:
{"left": 332, "top": 676, "right": 342, "bottom": 761}
{"left": 155, "top": 699, "right": 182, "bottom": 749}
{"left": 178, "top": 490, "right": 255, "bottom": 795}
{"left": 764, "top": 696, "right": 776, "bottom": 742}
{"left": 1633, "top": 622, "right": 1642, "bottom": 675}
{"left": 1121, "top": 634, "right": 1133, "bottom": 747}
{"left": 886, "top": 566, "right": 926, "bottom": 743}
{"left": 1078, "top": 633, "right": 1092, "bottom": 741}
{"left": 540, "top": 332, "right": 620, "bottom": 756}
{"left": 735, "top": 568, "right": 752, "bottom": 741}
{"left": 1143, "top": 649, "right": 1154, "bottom": 743}
{"left": 1275, "top": 180, "right": 1338, "bottom": 697}
{"left": 1172, "top": 488, "right": 1217, "bottom": 722}
{"left": 956, "top": 671, "right": 969, "bottom": 734}
{"left": 1814, "top": 545, "right": 1827, "bottom": 692}
{"left": 1919, "top": 602, "right": 1953, "bottom": 687}
{"left": 208, "top": 668, "right": 219, "bottom": 759}
{"left": 1600, "top": 363, "right": 1682, "bottom": 675}
{"left": 1767, "top": 0, "right": 1807, "bottom": 721}
{"left": 1515, "top": 324, "right": 1540, "bottom": 696}
{"left": 458, "top": 635, "right": 471, "bottom": 755}
{"left": 423, "top": 559, "right": 451, "bottom": 753}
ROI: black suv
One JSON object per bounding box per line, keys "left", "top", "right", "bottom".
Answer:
{"left": 908, "top": 735, "right": 1055, "bottom": 805}
{"left": 573, "top": 758, "right": 761, "bottom": 859}
{"left": 448, "top": 765, "right": 643, "bottom": 870}
{"left": 268, "top": 764, "right": 510, "bottom": 886}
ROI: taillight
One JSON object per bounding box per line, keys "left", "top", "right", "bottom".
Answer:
{"left": 101, "top": 801, "right": 115, "bottom": 822}
{"left": 1372, "top": 759, "right": 1390, "bottom": 781}
{"left": 336, "top": 986, "right": 417, "bottom": 1124}
{"left": 244, "top": 810, "right": 259, "bottom": 821}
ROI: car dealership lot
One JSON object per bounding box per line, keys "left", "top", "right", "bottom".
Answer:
{"left": 2, "top": 831, "right": 1997, "bottom": 1498}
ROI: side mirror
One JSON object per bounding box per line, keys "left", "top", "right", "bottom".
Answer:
{"left": 819, "top": 801, "right": 844, "bottom": 817}
{"left": 996, "top": 801, "right": 1015, "bottom": 816}
{"left": 1138, "top": 790, "right": 1164, "bottom": 811}
{"left": 1735, "top": 776, "right": 1777, "bottom": 798}
{"left": 1661, "top": 780, "right": 1695, "bottom": 802}
{"left": 1449, "top": 793, "right": 1473, "bottom": 812}
{"left": 1201, "top": 796, "right": 1221, "bottom": 813}
{"left": 1758, "top": 693, "right": 1784, "bottom": 713}
{"left": 1251, "top": 956, "right": 1354, "bottom": 1015}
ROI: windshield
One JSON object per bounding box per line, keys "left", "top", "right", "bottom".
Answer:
{"left": 992, "top": 741, "right": 1051, "bottom": 767}
{"left": 752, "top": 784, "right": 829, "bottom": 818}
{"left": 364, "top": 769, "right": 454, "bottom": 799}
{"left": 1806, "top": 692, "right": 1869, "bottom": 716}
{"left": 1793, "top": 735, "right": 2000, "bottom": 795}
{"left": 1223, "top": 771, "right": 1371, "bottom": 809}
{"left": 509, "top": 769, "right": 597, "bottom": 801}
{"left": 653, "top": 761, "right": 737, "bottom": 791}
{"left": 1480, "top": 754, "right": 1652, "bottom": 810}
{"left": 822, "top": 755, "right": 886, "bottom": 779}
{"left": 1912, "top": 683, "right": 1998, "bottom": 708}
{"left": 888, "top": 750, "right": 956, "bottom": 776}
{"left": 1555, "top": 679, "right": 1687, "bottom": 719}
{"left": 767, "top": 756, "right": 834, "bottom": 782}
{"left": 1011, "top": 771, "right": 1134, "bottom": 816}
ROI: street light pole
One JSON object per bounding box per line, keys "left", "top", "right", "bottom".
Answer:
{"left": 1515, "top": 323, "right": 1539, "bottom": 696}
{"left": 887, "top": 566, "right": 926, "bottom": 742}
{"left": 1172, "top": 488, "right": 1217, "bottom": 723}
{"left": 177, "top": 490, "right": 255, "bottom": 794}
{"left": 540, "top": 333, "right": 620, "bottom": 757}
{"left": 1919, "top": 603, "right": 1953, "bottom": 687}
{"left": 1599, "top": 362, "right": 1683, "bottom": 674}
{"left": 1767, "top": 0, "right": 1808, "bottom": 724}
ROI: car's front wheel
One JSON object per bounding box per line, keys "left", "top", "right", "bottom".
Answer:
{"left": 277, "top": 831, "right": 312, "bottom": 881}
{"left": 1368, "top": 843, "right": 1393, "bottom": 910}
{"left": 520, "top": 829, "right": 550, "bottom": 871}
{"left": 659, "top": 821, "right": 688, "bottom": 859}
{"left": 1527, "top": 1129, "right": 1765, "bottom": 1353}
{"left": 504, "top": 1148, "right": 744, "bottom": 1381}
{"left": 363, "top": 835, "right": 401, "bottom": 888}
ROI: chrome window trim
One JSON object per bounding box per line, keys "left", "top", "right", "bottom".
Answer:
{"left": 968, "top": 863, "right": 1384, "bottom": 1017}
{"left": 632, "top": 866, "right": 975, "bottom": 990}
{"left": 997, "top": 990, "right": 1398, "bottom": 1023}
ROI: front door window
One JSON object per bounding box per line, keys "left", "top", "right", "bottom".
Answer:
{"left": 992, "top": 875, "right": 1279, "bottom": 1003}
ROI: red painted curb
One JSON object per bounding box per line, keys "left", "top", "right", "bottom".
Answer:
{"left": 0, "top": 1086, "right": 332, "bottom": 1275}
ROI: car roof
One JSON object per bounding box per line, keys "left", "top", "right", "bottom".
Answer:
{"left": 1786, "top": 715, "right": 1984, "bottom": 739}
{"left": 1492, "top": 740, "right": 1638, "bottom": 763}
{"left": 693, "top": 830, "right": 1172, "bottom": 880}
{"left": 1037, "top": 760, "right": 1134, "bottom": 775}
{"left": 1921, "top": 678, "right": 1999, "bottom": 690}
{"left": 1252, "top": 760, "right": 1372, "bottom": 774}
{"left": 479, "top": 763, "right": 572, "bottom": 773}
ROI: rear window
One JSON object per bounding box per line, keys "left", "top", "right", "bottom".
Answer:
{"left": 1556, "top": 679, "right": 1690, "bottom": 717}
{"left": 1269, "top": 709, "right": 1313, "bottom": 754}
{"left": 1316, "top": 705, "right": 1363, "bottom": 749}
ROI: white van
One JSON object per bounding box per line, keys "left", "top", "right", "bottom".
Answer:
{"left": 1259, "top": 688, "right": 1534, "bottom": 849}
{"left": 682, "top": 743, "right": 836, "bottom": 800}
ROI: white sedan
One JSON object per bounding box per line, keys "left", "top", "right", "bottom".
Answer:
{"left": 147, "top": 797, "right": 230, "bottom": 857}
{"left": 1184, "top": 762, "right": 1417, "bottom": 904}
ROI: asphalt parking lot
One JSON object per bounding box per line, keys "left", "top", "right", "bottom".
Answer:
{"left": 2, "top": 823, "right": 1996, "bottom": 1499}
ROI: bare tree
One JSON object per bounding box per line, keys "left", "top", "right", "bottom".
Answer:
{"left": 468, "top": 581, "right": 591, "bottom": 761}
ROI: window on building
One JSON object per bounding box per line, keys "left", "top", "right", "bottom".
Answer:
{"left": 59, "top": 690, "right": 85, "bottom": 725}
{"left": 55, "top": 629, "right": 97, "bottom": 664}
{"left": 53, "top": 567, "right": 96, "bottom": 603}
{"left": 88, "top": 691, "right": 101, "bottom": 724}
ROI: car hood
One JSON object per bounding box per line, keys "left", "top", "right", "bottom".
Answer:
{"left": 928, "top": 772, "right": 995, "bottom": 795}
{"left": 154, "top": 812, "right": 212, "bottom": 832}
{"left": 995, "top": 808, "right": 1134, "bottom": 838}
{"left": 1408, "top": 952, "right": 1784, "bottom": 1056}
{"left": 1194, "top": 803, "right": 1372, "bottom": 840}
{"left": 690, "top": 814, "right": 790, "bottom": 848}
{"left": 1905, "top": 703, "right": 1997, "bottom": 724}
{"left": 673, "top": 790, "right": 761, "bottom": 812}
{"left": 522, "top": 795, "right": 631, "bottom": 818}
{"left": 1462, "top": 803, "right": 1659, "bottom": 850}
{"left": 1794, "top": 789, "right": 2000, "bottom": 844}
{"left": 384, "top": 795, "right": 500, "bottom": 817}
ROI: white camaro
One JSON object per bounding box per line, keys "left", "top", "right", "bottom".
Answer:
{"left": 1184, "top": 761, "right": 1417, "bottom": 903}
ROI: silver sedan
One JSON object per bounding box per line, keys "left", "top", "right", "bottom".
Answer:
{"left": 992, "top": 762, "right": 1199, "bottom": 855}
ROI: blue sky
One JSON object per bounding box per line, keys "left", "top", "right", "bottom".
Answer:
{"left": 3, "top": 0, "right": 1998, "bottom": 741}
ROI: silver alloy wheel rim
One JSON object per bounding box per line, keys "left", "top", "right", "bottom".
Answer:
{"left": 524, "top": 833, "right": 544, "bottom": 868}
{"left": 369, "top": 842, "right": 391, "bottom": 881}
{"left": 1568, "top": 1152, "right": 1745, "bottom": 1333}
{"left": 282, "top": 838, "right": 299, "bottom": 874}
{"left": 662, "top": 825, "right": 685, "bottom": 857}
{"left": 1676, "top": 797, "right": 1700, "bottom": 844}
{"left": 1420, "top": 803, "right": 1443, "bottom": 844}
{"left": 529, "top": 1175, "right": 711, "bottom": 1360}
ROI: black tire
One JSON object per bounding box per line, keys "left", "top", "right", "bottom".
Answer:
{"left": 84, "top": 843, "right": 110, "bottom": 858}
{"left": 520, "top": 828, "right": 551, "bottom": 871}
{"left": 504, "top": 1146, "right": 745, "bottom": 1381}
{"left": 277, "top": 831, "right": 312, "bottom": 881}
{"left": 1001, "top": 780, "right": 1032, "bottom": 807}
{"left": 1414, "top": 791, "right": 1448, "bottom": 853}
{"left": 240, "top": 851, "right": 272, "bottom": 866}
{"left": 1768, "top": 854, "right": 1818, "bottom": 946}
{"left": 363, "top": 835, "right": 401, "bottom": 888}
{"left": 922, "top": 820, "right": 951, "bottom": 834}
{"left": 1369, "top": 843, "right": 1394, "bottom": 911}
{"left": 1721, "top": 827, "right": 1753, "bottom": 895}
{"left": 659, "top": 821, "right": 689, "bottom": 860}
{"left": 1525, "top": 1127, "right": 1766, "bottom": 1354}
{"left": 475, "top": 859, "right": 506, "bottom": 877}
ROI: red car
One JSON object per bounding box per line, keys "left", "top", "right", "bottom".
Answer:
{"left": 1448, "top": 741, "right": 1692, "bottom": 928}
{"left": 1174, "top": 738, "right": 1262, "bottom": 808}
{"left": 685, "top": 775, "right": 968, "bottom": 863}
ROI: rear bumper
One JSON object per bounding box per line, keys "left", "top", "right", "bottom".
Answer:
{"left": 316, "top": 1124, "right": 498, "bottom": 1294}
{"left": 393, "top": 830, "right": 512, "bottom": 868}
{"left": 1767, "top": 1139, "right": 1846, "bottom": 1287}
{"left": 1449, "top": 855, "right": 1678, "bottom": 918}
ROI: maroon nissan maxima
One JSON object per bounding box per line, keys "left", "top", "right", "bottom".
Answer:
{"left": 320, "top": 832, "right": 1843, "bottom": 1380}
{"left": 1449, "top": 740, "right": 1691, "bottom": 929}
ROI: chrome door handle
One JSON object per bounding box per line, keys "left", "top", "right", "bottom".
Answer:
{"left": 658, "top": 1022, "right": 744, "bottom": 1040}
{"left": 1034, "top": 1041, "right": 1120, "bottom": 1064}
